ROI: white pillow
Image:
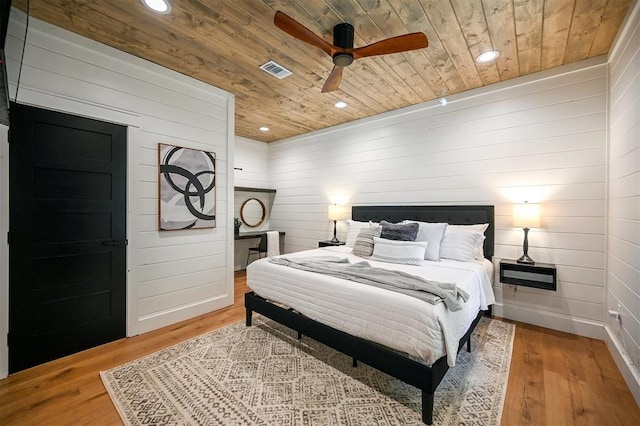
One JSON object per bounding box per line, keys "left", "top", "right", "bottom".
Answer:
{"left": 439, "top": 228, "right": 484, "bottom": 262}
{"left": 345, "top": 220, "right": 379, "bottom": 248}
{"left": 445, "top": 224, "right": 488, "bottom": 260}
{"left": 370, "top": 237, "right": 428, "bottom": 266}
{"left": 403, "top": 221, "right": 447, "bottom": 261}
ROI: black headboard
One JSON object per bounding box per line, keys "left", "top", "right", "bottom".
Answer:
{"left": 352, "top": 205, "right": 495, "bottom": 260}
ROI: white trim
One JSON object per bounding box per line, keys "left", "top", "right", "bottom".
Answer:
{"left": 492, "top": 302, "right": 604, "bottom": 339}
{"left": 603, "top": 37, "right": 612, "bottom": 362}
{"left": 607, "top": 0, "right": 640, "bottom": 63}
{"left": 604, "top": 325, "right": 640, "bottom": 406}
{"left": 15, "top": 86, "right": 142, "bottom": 128}
{"left": 137, "top": 295, "right": 231, "bottom": 334}
{"left": 226, "top": 94, "right": 236, "bottom": 307}
{"left": 0, "top": 125, "right": 9, "bottom": 379}
{"left": 126, "top": 126, "right": 140, "bottom": 337}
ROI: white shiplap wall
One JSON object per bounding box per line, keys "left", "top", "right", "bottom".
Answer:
{"left": 235, "top": 136, "right": 270, "bottom": 188}
{"left": 269, "top": 58, "right": 608, "bottom": 340}
{"left": 0, "top": 11, "right": 235, "bottom": 377}
{"left": 233, "top": 137, "right": 274, "bottom": 270}
{"left": 606, "top": 0, "right": 640, "bottom": 403}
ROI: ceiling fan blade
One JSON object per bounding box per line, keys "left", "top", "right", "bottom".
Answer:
{"left": 321, "top": 66, "right": 344, "bottom": 93}
{"left": 274, "top": 11, "right": 334, "bottom": 57}
{"left": 352, "top": 32, "right": 428, "bottom": 59}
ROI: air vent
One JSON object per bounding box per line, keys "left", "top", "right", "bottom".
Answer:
{"left": 259, "top": 60, "right": 292, "bottom": 79}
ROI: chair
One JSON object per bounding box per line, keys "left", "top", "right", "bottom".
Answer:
{"left": 246, "top": 233, "right": 268, "bottom": 267}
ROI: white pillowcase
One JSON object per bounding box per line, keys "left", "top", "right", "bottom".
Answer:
{"left": 446, "top": 224, "right": 488, "bottom": 259}
{"left": 446, "top": 223, "right": 488, "bottom": 234}
{"left": 403, "top": 221, "right": 447, "bottom": 261}
{"left": 370, "top": 237, "right": 428, "bottom": 266}
{"left": 440, "top": 228, "right": 485, "bottom": 262}
{"left": 345, "top": 220, "right": 379, "bottom": 248}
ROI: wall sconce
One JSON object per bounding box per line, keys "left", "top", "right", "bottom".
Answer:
{"left": 513, "top": 201, "right": 540, "bottom": 264}
{"left": 328, "top": 204, "right": 347, "bottom": 243}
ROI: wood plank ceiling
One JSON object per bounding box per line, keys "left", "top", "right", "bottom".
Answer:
{"left": 11, "top": 0, "right": 632, "bottom": 142}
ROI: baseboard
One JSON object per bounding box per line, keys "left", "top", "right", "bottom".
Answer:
{"left": 604, "top": 325, "right": 640, "bottom": 406}
{"left": 137, "top": 294, "right": 233, "bottom": 334}
{"left": 492, "top": 302, "right": 603, "bottom": 339}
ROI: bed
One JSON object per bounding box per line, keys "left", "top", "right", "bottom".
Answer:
{"left": 244, "top": 205, "right": 495, "bottom": 424}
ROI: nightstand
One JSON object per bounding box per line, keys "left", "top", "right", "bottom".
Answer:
{"left": 499, "top": 259, "right": 557, "bottom": 291}
{"left": 318, "top": 240, "right": 346, "bottom": 247}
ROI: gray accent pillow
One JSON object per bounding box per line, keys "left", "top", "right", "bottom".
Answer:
{"left": 345, "top": 220, "right": 377, "bottom": 248}
{"left": 352, "top": 226, "right": 382, "bottom": 257}
{"left": 380, "top": 220, "right": 419, "bottom": 241}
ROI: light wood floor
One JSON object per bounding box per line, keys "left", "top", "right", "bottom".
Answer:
{"left": 1, "top": 271, "right": 638, "bottom": 425}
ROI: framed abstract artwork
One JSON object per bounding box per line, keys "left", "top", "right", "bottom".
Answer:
{"left": 158, "top": 143, "right": 216, "bottom": 230}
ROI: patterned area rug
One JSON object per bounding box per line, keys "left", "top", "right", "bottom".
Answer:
{"left": 101, "top": 316, "right": 514, "bottom": 425}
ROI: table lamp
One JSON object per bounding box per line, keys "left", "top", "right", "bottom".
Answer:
{"left": 328, "top": 204, "right": 346, "bottom": 243}
{"left": 513, "top": 201, "right": 540, "bottom": 264}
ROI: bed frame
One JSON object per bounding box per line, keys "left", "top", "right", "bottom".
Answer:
{"left": 245, "top": 205, "right": 494, "bottom": 425}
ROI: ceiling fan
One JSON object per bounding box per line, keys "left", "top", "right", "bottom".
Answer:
{"left": 274, "top": 11, "right": 429, "bottom": 93}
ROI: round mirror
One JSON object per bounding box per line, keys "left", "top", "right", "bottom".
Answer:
{"left": 240, "top": 198, "right": 266, "bottom": 228}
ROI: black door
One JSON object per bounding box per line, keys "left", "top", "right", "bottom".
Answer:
{"left": 9, "top": 103, "right": 127, "bottom": 373}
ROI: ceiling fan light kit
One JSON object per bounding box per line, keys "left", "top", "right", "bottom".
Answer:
{"left": 333, "top": 53, "right": 354, "bottom": 67}
{"left": 274, "top": 11, "right": 428, "bottom": 93}
{"left": 332, "top": 23, "right": 355, "bottom": 66}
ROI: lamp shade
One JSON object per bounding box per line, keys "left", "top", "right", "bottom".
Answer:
{"left": 328, "top": 204, "right": 346, "bottom": 221}
{"left": 513, "top": 202, "right": 540, "bottom": 228}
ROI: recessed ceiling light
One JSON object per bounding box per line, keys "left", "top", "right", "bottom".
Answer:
{"left": 259, "top": 126, "right": 270, "bottom": 132}
{"left": 141, "top": 0, "right": 171, "bottom": 14}
{"left": 334, "top": 101, "right": 348, "bottom": 108}
{"left": 476, "top": 50, "right": 499, "bottom": 63}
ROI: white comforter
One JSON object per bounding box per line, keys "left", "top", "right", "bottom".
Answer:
{"left": 246, "top": 246, "right": 495, "bottom": 366}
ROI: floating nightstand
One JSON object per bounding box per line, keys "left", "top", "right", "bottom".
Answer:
{"left": 499, "top": 259, "right": 557, "bottom": 291}
{"left": 318, "top": 240, "right": 346, "bottom": 247}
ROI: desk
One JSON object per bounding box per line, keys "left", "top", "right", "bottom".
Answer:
{"left": 234, "top": 230, "right": 285, "bottom": 240}
{"left": 234, "top": 231, "right": 285, "bottom": 271}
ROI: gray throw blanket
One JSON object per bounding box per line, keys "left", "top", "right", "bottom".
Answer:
{"left": 269, "top": 256, "right": 469, "bottom": 311}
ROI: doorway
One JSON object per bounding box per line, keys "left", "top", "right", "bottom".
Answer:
{"left": 9, "top": 103, "right": 127, "bottom": 372}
